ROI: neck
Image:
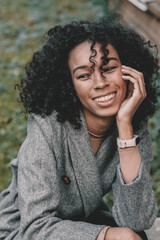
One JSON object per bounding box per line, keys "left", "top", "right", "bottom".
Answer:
{"left": 83, "top": 109, "right": 115, "bottom": 136}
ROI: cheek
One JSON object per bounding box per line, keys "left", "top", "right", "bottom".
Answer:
{"left": 117, "top": 70, "right": 127, "bottom": 93}
{"left": 113, "top": 73, "right": 127, "bottom": 100}
{"left": 121, "top": 80, "right": 127, "bottom": 97}
{"left": 119, "top": 81, "right": 127, "bottom": 103}
{"left": 72, "top": 82, "right": 88, "bottom": 102}
{"left": 72, "top": 79, "right": 92, "bottom": 99}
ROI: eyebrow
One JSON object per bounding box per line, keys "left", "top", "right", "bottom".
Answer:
{"left": 73, "top": 65, "right": 88, "bottom": 74}
{"left": 72, "top": 57, "right": 119, "bottom": 75}
{"left": 107, "top": 57, "right": 118, "bottom": 62}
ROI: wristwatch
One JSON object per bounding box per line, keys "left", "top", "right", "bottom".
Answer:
{"left": 117, "top": 135, "right": 140, "bottom": 149}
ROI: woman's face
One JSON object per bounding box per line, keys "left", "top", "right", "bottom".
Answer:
{"left": 68, "top": 41, "right": 127, "bottom": 121}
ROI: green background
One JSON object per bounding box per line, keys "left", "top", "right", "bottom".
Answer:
{"left": 0, "top": 0, "right": 160, "bottom": 215}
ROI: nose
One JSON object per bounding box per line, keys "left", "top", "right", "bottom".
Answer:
{"left": 93, "top": 71, "right": 109, "bottom": 89}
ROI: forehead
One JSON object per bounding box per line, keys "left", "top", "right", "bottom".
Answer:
{"left": 68, "top": 41, "right": 120, "bottom": 69}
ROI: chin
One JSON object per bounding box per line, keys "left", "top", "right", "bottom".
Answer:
{"left": 95, "top": 107, "right": 119, "bottom": 118}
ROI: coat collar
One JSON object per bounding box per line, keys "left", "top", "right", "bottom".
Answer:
{"left": 65, "top": 111, "right": 117, "bottom": 218}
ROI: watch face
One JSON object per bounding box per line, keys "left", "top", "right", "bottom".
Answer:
{"left": 136, "top": 136, "right": 140, "bottom": 145}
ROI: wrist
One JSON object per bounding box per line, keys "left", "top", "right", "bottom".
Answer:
{"left": 116, "top": 119, "right": 133, "bottom": 139}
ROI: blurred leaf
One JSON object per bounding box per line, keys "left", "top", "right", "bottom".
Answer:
{"left": 0, "top": 83, "right": 7, "bottom": 92}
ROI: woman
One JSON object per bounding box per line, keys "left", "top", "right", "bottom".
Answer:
{"left": 0, "top": 16, "right": 159, "bottom": 240}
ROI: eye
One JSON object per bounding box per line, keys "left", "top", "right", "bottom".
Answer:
{"left": 103, "top": 66, "right": 117, "bottom": 72}
{"left": 77, "top": 73, "right": 91, "bottom": 79}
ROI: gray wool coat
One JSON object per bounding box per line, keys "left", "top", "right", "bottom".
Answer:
{"left": 0, "top": 111, "right": 158, "bottom": 240}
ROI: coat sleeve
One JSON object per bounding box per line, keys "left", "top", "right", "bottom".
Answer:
{"left": 18, "top": 114, "right": 105, "bottom": 240}
{"left": 112, "top": 121, "right": 158, "bottom": 232}
{"left": 0, "top": 158, "right": 20, "bottom": 240}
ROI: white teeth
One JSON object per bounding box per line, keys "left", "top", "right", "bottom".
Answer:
{"left": 94, "top": 93, "right": 115, "bottom": 102}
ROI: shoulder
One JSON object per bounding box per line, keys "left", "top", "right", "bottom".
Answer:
{"left": 28, "top": 111, "right": 62, "bottom": 131}
{"left": 27, "top": 111, "right": 67, "bottom": 145}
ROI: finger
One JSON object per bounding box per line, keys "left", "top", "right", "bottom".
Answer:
{"left": 121, "top": 65, "right": 145, "bottom": 85}
{"left": 122, "top": 65, "right": 143, "bottom": 76}
{"left": 122, "top": 75, "right": 143, "bottom": 101}
{"left": 122, "top": 68, "right": 145, "bottom": 94}
{"left": 121, "top": 68, "right": 146, "bottom": 98}
{"left": 122, "top": 76, "right": 146, "bottom": 105}
{"left": 122, "top": 75, "right": 141, "bottom": 90}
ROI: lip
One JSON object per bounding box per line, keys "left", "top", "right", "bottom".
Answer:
{"left": 92, "top": 91, "right": 116, "bottom": 100}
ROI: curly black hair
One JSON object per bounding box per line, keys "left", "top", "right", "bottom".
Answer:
{"left": 16, "top": 14, "right": 159, "bottom": 129}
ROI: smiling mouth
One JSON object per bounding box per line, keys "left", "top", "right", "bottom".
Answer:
{"left": 94, "top": 92, "right": 116, "bottom": 102}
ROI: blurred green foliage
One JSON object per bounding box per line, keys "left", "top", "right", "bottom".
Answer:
{"left": 149, "top": 98, "right": 160, "bottom": 216}
{"left": 0, "top": 0, "right": 159, "bottom": 216}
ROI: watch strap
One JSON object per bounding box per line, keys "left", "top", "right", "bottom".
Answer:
{"left": 117, "top": 135, "right": 140, "bottom": 149}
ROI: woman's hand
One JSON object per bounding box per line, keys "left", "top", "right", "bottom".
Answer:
{"left": 105, "top": 227, "right": 143, "bottom": 240}
{"left": 116, "top": 65, "right": 146, "bottom": 124}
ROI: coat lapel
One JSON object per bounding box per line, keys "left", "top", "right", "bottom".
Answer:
{"left": 65, "top": 111, "right": 103, "bottom": 218}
